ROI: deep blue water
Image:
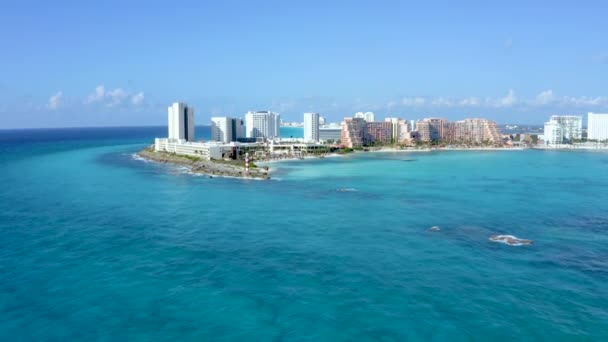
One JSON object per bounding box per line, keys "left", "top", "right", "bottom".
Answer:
{"left": 1, "top": 127, "right": 607, "bottom": 341}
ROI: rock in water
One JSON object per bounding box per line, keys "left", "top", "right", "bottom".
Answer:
{"left": 489, "top": 235, "right": 533, "bottom": 246}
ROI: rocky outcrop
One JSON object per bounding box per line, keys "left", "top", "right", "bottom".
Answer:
{"left": 136, "top": 148, "right": 270, "bottom": 180}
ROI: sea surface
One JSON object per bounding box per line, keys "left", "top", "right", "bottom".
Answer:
{"left": 1, "top": 126, "right": 607, "bottom": 341}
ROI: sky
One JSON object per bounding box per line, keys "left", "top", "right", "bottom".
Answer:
{"left": 1, "top": 0, "right": 607, "bottom": 128}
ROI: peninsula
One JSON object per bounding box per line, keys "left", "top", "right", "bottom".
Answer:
{"left": 137, "top": 146, "right": 270, "bottom": 180}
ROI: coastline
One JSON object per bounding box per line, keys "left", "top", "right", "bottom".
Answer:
{"left": 136, "top": 147, "right": 270, "bottom": 180}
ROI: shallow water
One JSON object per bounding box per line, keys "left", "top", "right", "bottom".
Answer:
{"left": 1, "top": 127, "right": 607, "bottom": 340}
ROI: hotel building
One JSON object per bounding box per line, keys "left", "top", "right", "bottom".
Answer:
{"left": 588, "top": 112, "right": 608, "bottom": 142}
{"left": 367, "top": 121, "right": 394, "bottom": 145}
{"left": 341, "top": 117, "right": 368, "bottom": 147}
{"left": 211, "top": 117, "right": 244, "bottom": 143}
{"left": 451, "top": 119, "right": 502, "bottom": 145}
{"left": 319, "top": 127, "right": 342, "bottom": 142}
{"left": 168, "top": 102, "right": 195, "bottom": 141}
{"left": 415, "top": 118, "right": 448, "bottom": 142}
{"left": 245, "top": 111, "right": 281, "bottom": 139}
{"left": 355, "top": 111, "right": 375, "bottom": 122}
{"left": 542, "top": 115, "right": 582, "bottom": 144}
{"left": 543, "top": 120, "right": 563, "bottom": 145}
{"left": 303, "top": 112, "right": 320, "bottom": 142}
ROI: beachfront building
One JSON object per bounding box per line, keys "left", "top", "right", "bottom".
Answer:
{"left": 588, "top": 112, "right": 608, "bottom": 142}
{"left": 384, "top": 118, "right": 412, "bottom": 144}
{"left": 451, "top": 119, "right": 502, "bottom": 145}
{"left": 415, "top": 118, "right": 448, "bottom": 142}
{"left": 303, "top": 112, "right": 320, "bottom": 142}
{"left": 319, "top": 127, "right": 342, "bottom": 142}
{"left": 168, "top": 102, "right": 195, "bottom": 141}
{"left": 155, "top": 139, "right": 229, "bottom": 160}
{"left": 367, "top": 121, "right": 394, "bottom": 145}
{"left": 543, "top": 120, "right": 563, "bottom": 145}
{"left": 211, "top": 117, "right": 244, "bottom": 143}
{"left": 542, "top": 115, "right": 582, "bottom": 144}
{"left": 245, "top": 111, "right": 281, "bottom": 139}
{"left": 341, "top": 117, "right": 368, "bottom": 147}
{"left": 355, "top": 111, "right": 375, "bottom": 122}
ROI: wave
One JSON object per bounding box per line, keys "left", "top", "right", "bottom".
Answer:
{"left": 131, "top": 153, "right": 150, "bottom": 163}
{"left": 489, "top": 235, "right": 533, "bottom": 246}
{"left": 336, "top": 188, "right": 358, "bottom": 192}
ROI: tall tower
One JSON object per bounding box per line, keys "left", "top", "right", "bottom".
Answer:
{"left": 245, "top": 111, "right": 280, "bottom": 139}
{"left": 304, "top": 112, "right": 320, "bottom": 142}
{"left": 168, "top": 102, "right": 195, "bottom": 141}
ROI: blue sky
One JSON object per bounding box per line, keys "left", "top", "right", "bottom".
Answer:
{"left": 1, "top": 0, "right": 607, "bottom": 128}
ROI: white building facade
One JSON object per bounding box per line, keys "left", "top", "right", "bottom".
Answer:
{"left": 245, "top": 111, "right": 281, "bottom": 139}
{"left": 355, "top": 111, "right": 375, "bottom": 122}
{"left": 588, "top": 112, "right": 608, "bottom": 142}
{"left": 168, "top": 102, "right": 195, "bottom": 141}
{"left": 303, "top": 112, "right": 320, "bottom": 142}
{"left": 551, "top": 115, "right": 582, "bottom": 142}
{"left": 211, "top": 117, "right": 244, "bottom": 143}
{"left": 543, "top": 121, "right": 563, "bottom": 145}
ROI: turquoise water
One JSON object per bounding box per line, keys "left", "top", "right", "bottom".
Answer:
{"left": 280, "top": 126, "right": 303, "bottom": 138}
{"left": 1, "top": 128, "right": 608, "bottom": 340}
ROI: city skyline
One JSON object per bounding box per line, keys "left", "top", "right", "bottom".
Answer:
{"left": 2, "top": 1, "right": 608, "bottom": 128}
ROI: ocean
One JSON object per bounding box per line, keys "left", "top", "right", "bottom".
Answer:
{"left": 1, "top": 126, "right": 607, "bottom": 340}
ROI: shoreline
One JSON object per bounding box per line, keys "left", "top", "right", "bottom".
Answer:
{"left": 136, "top": 148, "right": 270, "bottom": 180}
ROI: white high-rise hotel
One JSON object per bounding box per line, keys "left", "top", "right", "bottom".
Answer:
{"left": 303, "top": 112, "right": 320, "bottom": 142}
{"left": 543, "top": 115, "right": 582, "bottom": 144}
{"left": 355, "top": 111, "right": 375, "bottom": 122}
{"left": 211, "top": 117, "right": 244, "bottom": 143}
{"left": 168, "top": 102, "right": 195, "bottom": 141}
{"left": 245, "top": 111, "right": 280, "bottom": 139}
{"left": 588, "top": 112, "right": 608, "bottom": 142}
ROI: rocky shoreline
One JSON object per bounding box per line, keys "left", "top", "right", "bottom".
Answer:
{"left": 136, "top": 148, "right": 270, "bottom": 180}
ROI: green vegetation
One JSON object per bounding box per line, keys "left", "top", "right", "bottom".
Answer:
{"left": 182, "top": 155, "right": 202, "bottom": 162}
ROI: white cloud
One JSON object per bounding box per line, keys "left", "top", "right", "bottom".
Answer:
{"left": 562, "top": 96, "right": 607, "bottom": 106}
{"left": 459, "top": 97, "right": 481, "bottom": 106}
{"left": 84, "top": 85, "right": 143, "bottom": 107}
{"left": 48, "top": 91, "right": 63, "bottom": 110}
{"left": 535, "top": 90, "right": 554, "bottom": 105}
{"left": 105, "top": 88, "right": 128, "bottom": 107}
{"left": 86, "top": 85, "right": 106, "bottom": 103}
{"left": 401, "top": 97, "right": 426, "bottom": 106}
{"left": 495, "top": 89, "right": 517, "bottom": 107}
{"left": 131, "top": 92, "right": 144, "bottom": 105}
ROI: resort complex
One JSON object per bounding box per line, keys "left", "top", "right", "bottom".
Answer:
{"left": 153, "top": 102, "right": 608, "bottom": 165}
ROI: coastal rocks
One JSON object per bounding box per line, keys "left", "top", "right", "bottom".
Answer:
{"left": 136, "top": 148, "right": 269, "bottom": 180}
{"left": 489, "top": 235, "right": 533, "bottom": 246}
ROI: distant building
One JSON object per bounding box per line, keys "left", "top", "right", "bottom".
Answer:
{"left": 416, "top": 118, "right": 448, "bottom": 142}
{"left": 450, "top": 119, "right": 502, "bottom": 145}
{"left": 355, "top": 111, "right": 375, "bottom": 122}
{"left": 319, "top": 116, "right": 326, "bottom": 125}
{"left": 543, "top": 120, "right": 563, "bottom": 145}
{"left": 168, "top": 102, "right": 195, "bottom": 141}
{"left": 211, "top": 117, "right": 244, "bottom": 143}
{"left": 319, "top": 128, "right": 342, "bottom": 142}
{"left": 588, "top": 112, "right": 608, "bottom": 142}
{"left": 367, "top": 121, "right": 393, "bottom": 145}
{"left": 341, "top": 117, "right": 368, "bottom": 147}
{"left": 542, "top": 115, "right": 582, "bottom": 144}
{"left": 385, "top": 118, "right": 401, "bottom": 143}
{"left": 245, "top": 111, "right": 280, "bottom": 139}
{"left": 303, "top": 112, "right": 320, "bottom": 142}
